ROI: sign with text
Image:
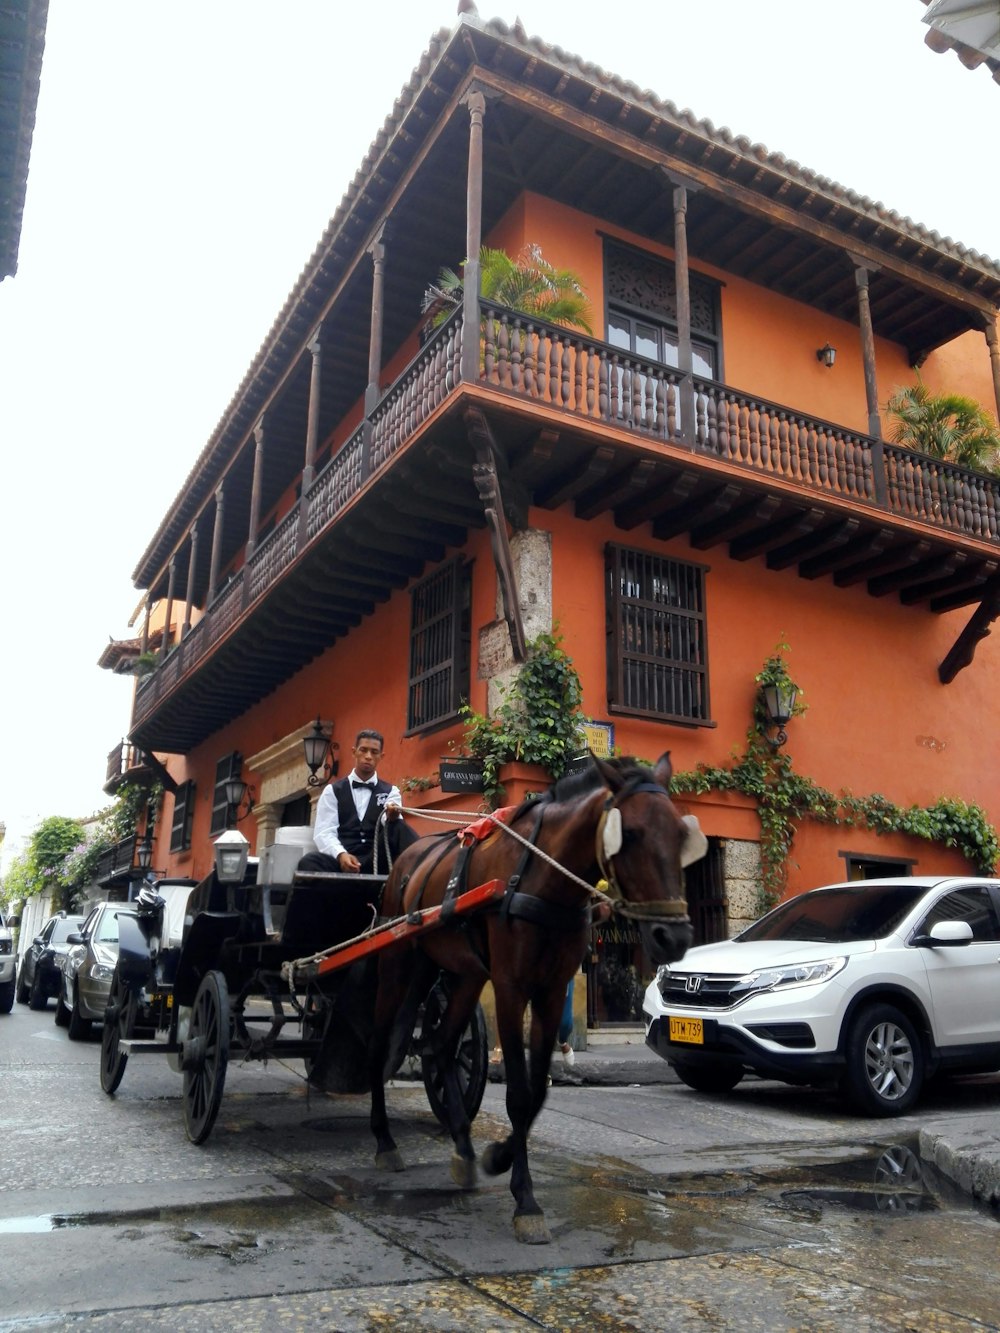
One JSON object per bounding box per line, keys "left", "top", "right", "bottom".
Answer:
{"left": 439, "top": 758, "right": 485, "bottom": 794}
{"left": 580, "top": 722, "right": 615, "bottom": 758}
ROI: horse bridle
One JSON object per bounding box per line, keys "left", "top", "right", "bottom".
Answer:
{"left": 595, "top": 781, "right": 691, "bottom": 922}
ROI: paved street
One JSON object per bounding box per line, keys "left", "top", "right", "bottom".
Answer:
{"left": 2, "top": 1003, "right": 1000, "bottom": 1330}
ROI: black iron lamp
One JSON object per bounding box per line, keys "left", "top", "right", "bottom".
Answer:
{"left": 816, "top": 343, "right": 836, "bottom": 368}
{"left": 303, "top": 717, "right": 339, "bottom": 787}
{"left": 136, "top": 834, "right": 154, "bottom": 870}
{"left": 224, "top": 775, "right": 255, "bottom": 822}
{"left": 761, "top": 682, "right": 798, "bottom": 750}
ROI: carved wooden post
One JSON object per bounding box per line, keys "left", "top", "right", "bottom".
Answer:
{"left": 162, "top": 557, "right": 177, "bottom": 655}
{"left": 207, "top": 482, "right": 225, "bottom": 606}
{"left": 363, "top": 231, "right": 387, "bottom": 480}
{"left": 672, "top": 182, "right": 695, "bottom": 448}
{"left": 140, "top": 597, "right": 152, "bottom": 654}
{"left": 984, "top": 317, "right": 1000, "bottom": 427}
{"left": 248, "top": 418, "right": 266, "bottom": 559}
{"left": 461, "top": 89, "right": 486, "bottom": 384}
{"left": 182, "top": 522, "right": 199, "bottom": 637}
{"left": 853, "top": 262, "right": 886, "bottom": 505}
{"left": 300, "top": 331, "right": 322, "bottom": 549}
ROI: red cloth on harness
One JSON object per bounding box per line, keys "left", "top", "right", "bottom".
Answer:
{"left": 459, "top": 806, "right": 516, "bottom": 844}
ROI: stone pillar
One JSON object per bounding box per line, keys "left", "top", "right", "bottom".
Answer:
{"left": 253, "top": 802, "right": 283, "bottom": 851}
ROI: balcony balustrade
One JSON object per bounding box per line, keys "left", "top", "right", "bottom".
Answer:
{"left": 131, "top": 301, "right": 1000, "bottom": 732}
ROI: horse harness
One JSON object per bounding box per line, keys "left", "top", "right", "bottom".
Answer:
{"left": 394, "top": 777, "right": 687, "bottom": 933}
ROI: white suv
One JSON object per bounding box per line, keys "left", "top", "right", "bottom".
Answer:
{"left": 643, "top": 876, "right": 1000, "bottom": 1115}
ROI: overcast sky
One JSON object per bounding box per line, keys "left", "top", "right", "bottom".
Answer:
{"left": 1, "top": 0, "right": 997, "bottom": 868}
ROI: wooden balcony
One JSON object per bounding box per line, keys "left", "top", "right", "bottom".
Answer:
{"left": 129, "top": 306, "right": 1000, "bottom": 755}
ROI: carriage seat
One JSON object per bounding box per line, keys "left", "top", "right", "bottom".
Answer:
{"left": 258, "top": 826, "right": 317, "bottom": 886}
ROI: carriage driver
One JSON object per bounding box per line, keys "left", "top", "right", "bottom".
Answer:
{"left": 297, "top": 729, "right": 419, "bottom": 875}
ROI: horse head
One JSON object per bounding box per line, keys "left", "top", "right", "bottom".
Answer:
{"left": 591, "top": 751, "right": 702, "bottom": 965}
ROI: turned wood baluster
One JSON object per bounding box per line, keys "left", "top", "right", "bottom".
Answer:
{"left": 523, "top": 326, "right": 536, "bottom": 398}
{"left": 655, "top": 371, "right": 667, "bottom": 437}
{"left": 586, "top": 346, "right": 596, "bottom": 417}
{"left": 550, "top": 334, "right": 562, "bottom": 406}
{"left": 496, "top": 315, "right": 510, "bottom": 389}
{"left": 574, "top": 340, "right": 584, "bottom": 413}
{"left": 483, "top": 311, "right": 496, "bottom": 383}
{"left": 694, "top": 387, "right": 707, "bottom": 448}
{"left": 600, "top": 352, "right": 611, "bottom": 421}
{"left": 562, "top": 338, "right": 572, "bottom": 408}
{"left": 511, "top": 319, "right": 524, "bottom": 393}
{"left": 666, "top": 379, "right": 678, "bottom": 440}
{"left": 631, "top": 362, "right": 643, "bottom": 426}
{"left": 777, "top": 412, "right": 790, "bottom": 476}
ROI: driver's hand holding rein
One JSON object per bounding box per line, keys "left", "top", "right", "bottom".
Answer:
{"left": 296, "top": 728, "right": 416, "bottom": 876}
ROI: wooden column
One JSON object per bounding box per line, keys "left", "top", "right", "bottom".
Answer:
{"left": 984, "top": 318, "right": 1000, "bottom": 426}
{"left": 303, "top": 331, "right": 322, "bottom": 492}
{"left": 461, "top": 89, "right": 486, "bottom": 383}
{"left": 853, "top": 262, "right": 882, "bottom": 439}
{"left": 363, "top": 233, "right": 386, "bottom": 478}
{"left": 162, "top": 558, "right": 177, "bottom": 655}
{"left": 207, "top": 482, "right": 225, "bottom": 605}
{"left": 247, "top": 419, "right": 266, "bottom": 558}
{"left": 140, "top": 597, "right": 151, "bottom": 654}
{"left": 182, "top": 522, "right": 199, "bottom": 637}
{"left": 673, "top": 183, "right": 695, "bottom": 447}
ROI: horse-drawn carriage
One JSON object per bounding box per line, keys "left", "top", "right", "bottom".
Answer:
{"left": 103, "top": 752, "right": 703, "bottom": 1244}
{"left": 100, "top": 831, "right": 501, "bottom": 1145}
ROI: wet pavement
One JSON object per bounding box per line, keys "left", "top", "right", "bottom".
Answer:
{"left": 3, "top": 1012, "right": 1000, "bottom": 1329}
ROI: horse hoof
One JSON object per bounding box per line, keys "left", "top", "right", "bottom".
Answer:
{"left": 450, "top": 1154, "right": 478, "bottom": 1190}
{"left": 375, "top": 1149, "right": 405, "bottom": 1173}
{"left": 480, "top": 1142, "right": 511, "bottom": 1177}
{"left": 513, "top": 1213, "right": 552, "bottom": 1245}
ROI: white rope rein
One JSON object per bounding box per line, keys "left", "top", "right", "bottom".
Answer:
{"left": 286, "top": 803, "right": 613, "bottom": 977}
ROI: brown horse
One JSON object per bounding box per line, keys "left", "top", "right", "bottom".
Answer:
{"left": 367, "top": 751, "right": 702, "bottom": 1244}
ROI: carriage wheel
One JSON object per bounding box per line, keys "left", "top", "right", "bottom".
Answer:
{"left": 420, "top": 982, "right": 489, "bottom": 1129}
{"left": 183, "top": 970, "right": 230, "bottom": 1145}
{"left": 100, "top": 965, "right": 136, "bottom": 1095}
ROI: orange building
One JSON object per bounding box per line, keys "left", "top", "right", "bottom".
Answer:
{"left": 104, "top": 15, "right": 1000, "bottom": 1024}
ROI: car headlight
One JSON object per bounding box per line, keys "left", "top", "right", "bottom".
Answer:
{"left": 733, "top": 956, "right": 847, "bottom": 998}
{"left": 89, "top": 962, "right": 116, "bottom": 982}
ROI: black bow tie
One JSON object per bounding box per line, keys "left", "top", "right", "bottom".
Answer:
{"left": 352, "top": 780, "right": 376, "bottom": 790}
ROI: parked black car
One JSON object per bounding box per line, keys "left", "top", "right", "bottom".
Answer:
{"left": 16, "top": 912, "right": 86, "bottom": 1009}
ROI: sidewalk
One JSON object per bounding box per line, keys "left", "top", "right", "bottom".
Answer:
{"left": 485, "top": 1029, "right": 1000, "bottom": 1212}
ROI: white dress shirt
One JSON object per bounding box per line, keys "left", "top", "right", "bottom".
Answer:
{"left": 313, "top": 769, "right": 402, "bottom": 860}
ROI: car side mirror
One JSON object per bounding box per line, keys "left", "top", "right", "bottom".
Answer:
{"left": 66, "top": 932, "right": 85, "bottom": 945}
{"left": 32, "top": 935, "right": 44, "bottom": 946}
{"left": 912, "top": 920, "right": 974, "bottom": 947}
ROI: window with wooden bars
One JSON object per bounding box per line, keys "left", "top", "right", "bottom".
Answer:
{"left": 210, "top": 752, "right": 242, "bottom": 835}
{"left": 407, "top": 558, "right": 472, "bottom": 733}
{"left": 169, "top": 780, "right": 196, "bottom": 853}
{"left": 605, "top": 544, "right": 710, "bottom": 724}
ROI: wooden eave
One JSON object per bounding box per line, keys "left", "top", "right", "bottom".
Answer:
{"left": 131, "top": 15, "right": 1000, "bottom": 604}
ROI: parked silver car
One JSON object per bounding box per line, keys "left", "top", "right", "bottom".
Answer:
{"left": 56, "top": 900, "right": 133, "bottom": 1040}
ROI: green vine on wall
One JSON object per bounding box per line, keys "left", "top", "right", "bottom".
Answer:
{"left": 670, "top": 643, "right": 1000, "bottom": 912}
{"left": 459, "top": 629, "right": 587, "bottom": 806}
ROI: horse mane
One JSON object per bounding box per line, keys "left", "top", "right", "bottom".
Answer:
{"left": 506, "top": 754, "right": 655, "bottom": 824}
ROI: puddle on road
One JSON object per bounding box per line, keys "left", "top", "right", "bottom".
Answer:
{"left": 0, "top": 1138, "right": 994, "bottom": 1247}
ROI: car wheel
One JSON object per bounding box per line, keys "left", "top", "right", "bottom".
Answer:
{"left": 673, "top": 1060, "right": 744, "bottom": 1094}
{"left": 842, "top": 1003, "right": 923, "bottom": 1116}
{"left": 54, "top": 988, "right": 70, "bottom": 1027}
{"left": 0, "top": 979, "right": 14, "bottom": 1014}
{"left": 28, "top": 968, "right": 47, "bottom": 1010}
{"left": 16, "top": 970, "right": 29, "bottom": 1004}
{"left": 67, "top": 986, "right": 92, "bottom": 1041}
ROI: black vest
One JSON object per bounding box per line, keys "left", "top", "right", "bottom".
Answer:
{"left": 333, "top": 776, "right": 392, "bottom": 857}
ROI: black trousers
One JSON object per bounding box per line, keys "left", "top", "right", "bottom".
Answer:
{"left": 297, "top": 818, "right": 419, "bottom": 876}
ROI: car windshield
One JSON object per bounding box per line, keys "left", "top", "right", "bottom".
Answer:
{"left": 94, "top": 908, "right": 127, "bottom": 944}
{"left": 50, "top": 918, "right": 83, "bottom": 944}
{"left": 738, "top": 884, "right": 927, "bottom": 944}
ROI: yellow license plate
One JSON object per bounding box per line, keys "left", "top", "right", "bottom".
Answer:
{"left": 668, "top": 1016, "right": 703, "bottom": 1044}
